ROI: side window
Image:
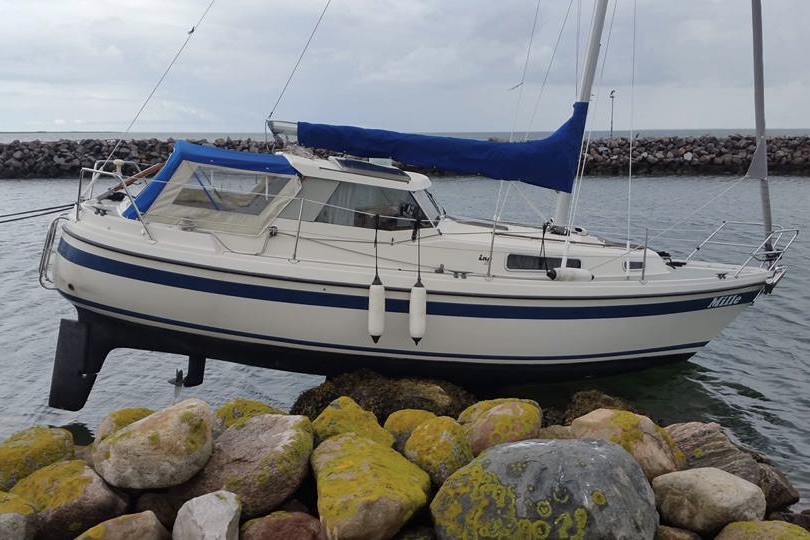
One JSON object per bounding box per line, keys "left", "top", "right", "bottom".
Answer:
{"left": 173, "top": 166, "right": 293, "bottom": 216}
{"left": 506, "top": 254, "right": 581, "bottom": 270}
{"left": 315, "top": 183, "right": 429, "bottom": 230}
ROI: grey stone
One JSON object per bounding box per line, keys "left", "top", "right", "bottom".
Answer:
{"left": 653, "top": 467, "right": 766, "bottom": 536}
{"left": 0, "top": 491, "right": 38, "bottom": 540}
{"left": 431, "top": 439, "right": 658, "bottom": 539}
{"left": 173, "top": 491, "right": 240, "bottom": 540}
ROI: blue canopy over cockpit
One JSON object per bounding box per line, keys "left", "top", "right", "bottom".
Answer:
{"left": 296, "top": 101, "right": 588, "bottom": 193}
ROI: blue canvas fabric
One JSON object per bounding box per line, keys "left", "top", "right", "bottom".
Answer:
{"left": 123, "top": 140, "right": 298, "bottom": 219}
{"left": 298, "top": 102, "right": 588, "bottom": 193}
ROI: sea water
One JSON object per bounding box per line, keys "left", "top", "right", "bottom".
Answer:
{"left": 0, "top": 174, "right": 807, "bottom": 507}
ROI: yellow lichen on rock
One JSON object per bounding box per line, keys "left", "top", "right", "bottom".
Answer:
{"left": 9, "top": 460, "right": 91, "bottom": 512}
{"left": 403, "top": 416, "right": 473, "bottom": 486}
{"left": 461, "top": 401, "right": 543, "bottom": 456}
{"left": 457, "top": 398, "right": 540, "bottom": 425}
{"left": 312, "top": 432, "right": 430, "bottom": 540}
{"left": 0, "top": 490, "right": 36, "bottom": 516}
{"left": 715, "top": 520, "right": 810, "bottom": 539}
{"left": 214, "top": 398, "right": 285, "bottom": 429}
{"left": 313, "top": 396, "right": 394, "bottom": 447}
{"left": 0, "top": 426, "right": 74, "bottom": 491}
{"left": 384, "top": 409, "right": 437, "bottom": 451}
{"left": 96, "top": 408, "right": 155, "bottom": 441}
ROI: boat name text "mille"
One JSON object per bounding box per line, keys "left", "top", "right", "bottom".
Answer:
{"left": 707, "top": 295, "right": 743, "bottom": 308}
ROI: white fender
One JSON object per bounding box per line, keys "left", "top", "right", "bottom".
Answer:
{"left": 368, "top": 278, "right": 386, "bottom": 343}
{"left": 409, "top": 282, "right": 427, "bottom": 345}
{"left": 547, "top": 267, "right": 594, "bottom": 281}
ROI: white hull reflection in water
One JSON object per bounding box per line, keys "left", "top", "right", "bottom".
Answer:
{"left": 0, "top": 176, "right": 808, "bottom": 507}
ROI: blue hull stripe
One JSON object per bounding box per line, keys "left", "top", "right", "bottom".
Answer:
{"left": 58, "top": 239, "right": 759, "bottom": 320}
{"left": 61, "top": 291, "right": 709, "bottom": 362}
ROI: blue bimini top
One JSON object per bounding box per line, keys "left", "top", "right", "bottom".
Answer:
{"left": 298, "top": 101, "right": 588, "bottom": 193}
{"left": 122, "top": 140, "right": 298, "bottom": 219}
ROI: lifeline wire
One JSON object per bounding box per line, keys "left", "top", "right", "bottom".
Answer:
{"left": 103, "top": 0, "right": 218, "bottom": 166}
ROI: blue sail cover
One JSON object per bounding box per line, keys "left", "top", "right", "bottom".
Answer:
{"left": 298, "top": 101, "right": 588, "bottom": 193}
{"left": 123, "top": 140, "right": 298, "bottom": 219}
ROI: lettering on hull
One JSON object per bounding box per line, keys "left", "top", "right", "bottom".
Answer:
{"left": 707, "top": 295, "right": 743, "bottom": 308}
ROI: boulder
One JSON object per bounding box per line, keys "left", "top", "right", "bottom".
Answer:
{"left": 213, "top": 398, "right": 285, "bottom": 437}
{"left": 173, "top": 491, "right": 240, "bottom": 540}
{"left": 655, "top": 525, "right": 701, "bottom": 540}
{"left": 431, "top": 439, "right": 658, "bottom": 539}
{"left": 92, "top": 398, "right": 213, "bottom": 489}
{"left": 714, "top": 520, "right": 810, "bottom": 539}
{"left": 570, "top": 408, "right": 682, "bottom": 480}
{"left": 384, "top": 409, "right": 437, "bottom": 452}
{"left": 403, "top": 416, "right": 473, "bottom": 486}
{"left": 0, "top": 491, "right": 38, "bottom": 540}
{"left": 562, "top": 390, "right": 637, "bottom": 425}
{"left": 311, "top": 432, "right": 430, "bottom": 540}
{"left": 665, "top": 422, "right": 799, "bottom": 512}
{"left": 75, "top": 511, "right": 170, "bottom": 539}
{"left": 291, "top": 370, "right": 476, "bottom": 421}
{"left": 95, "top": 407, "right": 155, "bottom": 441}
{"left": 170, "top": 414, "right": 313, "bottom": 517}
{"left": 652, "top": 467, "right": 766, "bottom": 535}
{"left": 0, "top": 426, "right": 74, "bottom": 490}
{"left": 535, "top": 425, "right": 576, "bottom": 439}
{"left": 313, "top": 396, "right": 394, "bottom": 447}
{"left": 458, "top": 399, "right": 542, "bottom": 456}
{"left": 241, "top": 511, "right": 324, "bottom": 540}
{"left": 9, "top": 460, "right": 126, "bottom": 540}
{"left": 769, "top": 510, "right": 810, "bottom": 532}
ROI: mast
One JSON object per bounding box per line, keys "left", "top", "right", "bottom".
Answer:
{"left": 748, "top": 0, "right": 774, "bottom": 249}
{"left": 553, "top": 0, "right": 610, "bottom": 228}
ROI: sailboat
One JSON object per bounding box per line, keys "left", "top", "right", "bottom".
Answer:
{"left": 39, "top": 0, "right": 797, "bottom": 410}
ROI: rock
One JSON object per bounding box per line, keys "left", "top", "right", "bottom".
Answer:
{"left": 96, "top": 407, "right": 155, "bottom": 441}
{"left": 562, "top": 389, "right": 637, "bottom": 425}
{"left": 171, "top": 414, "right": 313, "bottom": 517}
{"left": 769, "top": 510, "right": 810, "bottom": 532}
{"left": 9, "top": 460, "right": 126, "bottom": 540}
{"left": 655, "top": 525, "right": 701, "bottom": 539}
{"left": 431, "top": 439, "right": 658, "bottom": 539}
{"left": 313, "top": 396, "right": 394, "bottom": 446}
{"left": 173, "top": 491, "right": 240, "bottom": 540}
{"left": 535, "top": 425, "right": 576, "bottom": 439}
{"left": 75, "top": 511, "right": 170, "bottom": 539}
{"left": 384, "top": 409, "right": 437, "bottom": 452}
{"left": 213, "top": 398, "right": 285, "bottom": 435}
{"left": 0, "top": 426, "right": 74, "bottom": 490}
{"left": 92, "top": 398, "right": 213, "bottom": 489}
{"left": 570, "top": 408, "right": 682, "bottom": 480}
{"left": 291, "top": 370, "right": 476, "bottom": 421}
{"left": 403, "top": 416, "right": 472, "bottom": 486}
{"left": 665, "top": 422, "right": 799, "bottom": 512}
{"left": 135, "top": 492, "right": 177, "bottom": 530}
{"left": 652, "top": 467, "right": 766, "bottom": 535}
{"left": 714, "top": 520, "right": 810, "bottom": 539}
{"left": 0, "top": 491, "right": 38, "bottom": 540}
{"left": 311, "top": 432, "right": 430, "bottom": 540}
{"left": 241, "top": 511, "right": 324, "bottom": 540}
{"left": 458, "top": 399, "right": 542, "bottom": 456}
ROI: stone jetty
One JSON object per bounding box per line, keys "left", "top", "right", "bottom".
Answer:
{"left": 0, "top": 369, "right": 808, "bottom": 539}
{"left": 1, "top": 135, "right": 810, "bottom": 179}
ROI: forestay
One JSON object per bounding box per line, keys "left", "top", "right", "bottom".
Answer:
{"left": 297, "top": 102, "right": 589, "bottom": 193}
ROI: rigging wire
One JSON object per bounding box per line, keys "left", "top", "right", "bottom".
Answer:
{"left": 625, "top": 0, "right": 637, "bottom": 275}
{"left": 102, "top": 0, "right": 218, "bottom": 167}
{"left": 509, "top": 0, "right": 543, "bottom": 142}
{"left": 266, "top": 0, "right": 333, "bottom": 123}
{"left": 523, "top": 0, "right": 575, "bottom": 141}
{"left": 575, "top": 0, "right": 581, "bottom": 98}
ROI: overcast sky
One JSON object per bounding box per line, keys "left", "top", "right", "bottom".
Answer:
{"left": 1, "top": 0, "right": 808, "bottom": 134}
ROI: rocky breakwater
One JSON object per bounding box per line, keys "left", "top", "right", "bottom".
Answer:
{"left": 0, "top": 369, "right": 808, "bottom": 539}
{"left": 2, "top": 134, "right": 810, "bottom": 179}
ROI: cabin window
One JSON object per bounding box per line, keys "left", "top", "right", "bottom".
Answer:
{"left": 623, "top": 260, "right": 645, "bottom": 271}
{"left": 315, "top": 183, "right": 430, "bottom": 230}
{"left": 172, "top": 166, "right": 293, "bottom": 215}
{"left": 506, "top": 254, "right": 581, "bottom": 270}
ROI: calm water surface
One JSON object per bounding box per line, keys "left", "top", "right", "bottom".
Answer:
{"left": 0, "top": 174, "right": 807, "bottom": 507}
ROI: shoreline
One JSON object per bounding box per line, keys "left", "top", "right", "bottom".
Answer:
{"left": 0, "top": 135, "right": 809, "bottom": 179}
